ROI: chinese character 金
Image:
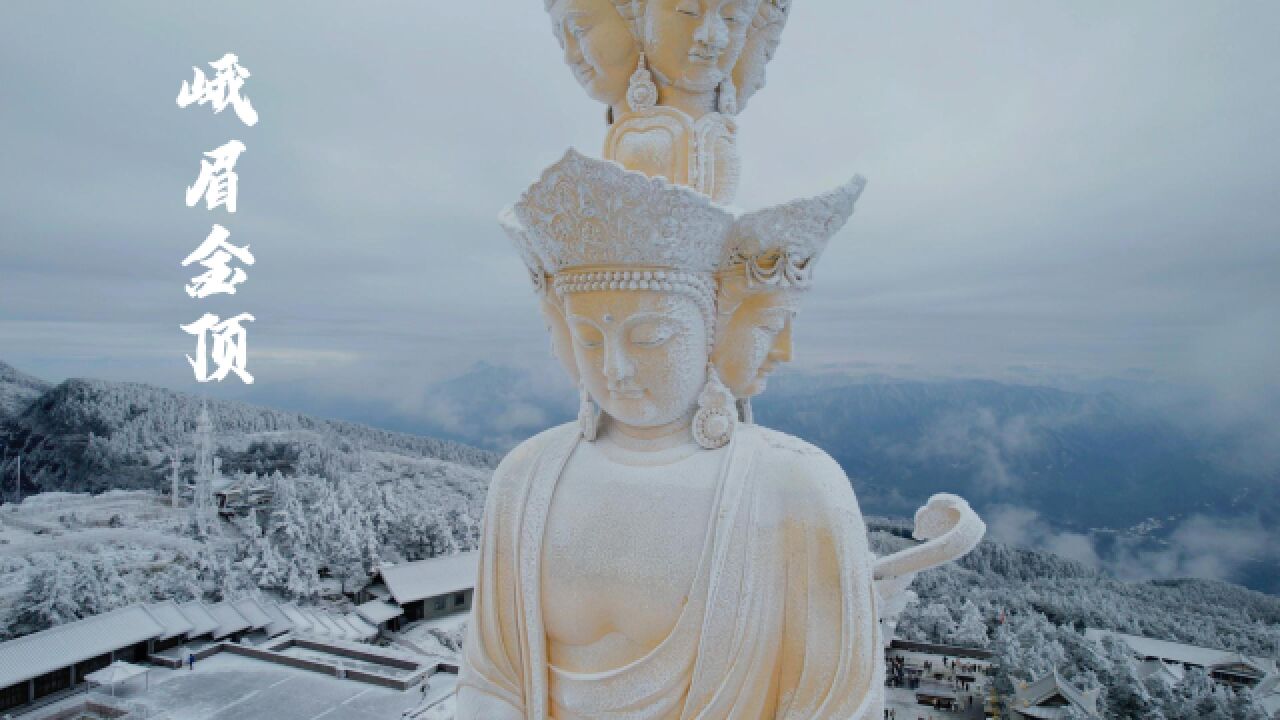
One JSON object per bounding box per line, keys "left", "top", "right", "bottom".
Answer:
{"left": 182, "top": 224, "right": 255, "bottom": 298}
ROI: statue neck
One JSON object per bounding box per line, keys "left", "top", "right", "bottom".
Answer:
{"left": 601, "top": 411, "right": 696, "bottom": 453}
{"left": 656, "top": 83, "right": 717, "bottom": 119}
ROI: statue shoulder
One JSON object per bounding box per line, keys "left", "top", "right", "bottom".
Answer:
{"left": 489, "top": 422, "right": 580, "bottom": 495}
{"left": 748, "top": 426, "right": 860, "bottom": 518}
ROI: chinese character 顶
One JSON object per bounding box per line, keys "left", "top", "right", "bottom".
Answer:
{"left": 186, "top": 139, "right": 246, "bottom": 212}
{"left": 181, "top": 312, "right": 256, "bottom": 383}
{"left": 182, "top": 224, "right": 255, "bottom": 298}
{"left": 176, "top": 53, "right": 259, "bottom": 126}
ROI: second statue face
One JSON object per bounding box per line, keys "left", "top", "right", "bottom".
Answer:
{"left": 641, "top": 0, "right": 757, "bottom": 95}
{"left": 549, "top": 0, "right": 639, "bottom": 107}
{"left": 713, "top": 285, "right": 798, "bottom": 398}
{"left": 566, "top": 289, "right": 708, "bottom": 428}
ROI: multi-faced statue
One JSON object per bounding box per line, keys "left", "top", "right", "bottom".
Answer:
{"left": 545, "top": 0, "right": 640, "bottom": 118}
{"left": 459, "top": 151, "right": 895, "bottom": 719}
{"left": 714, "top": 175, "right": 866, "bottom": 419}
{"left": 635, "top": 0, "right": 761, "bottom": 116}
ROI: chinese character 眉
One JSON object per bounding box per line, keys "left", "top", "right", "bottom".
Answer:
{"left": 182, "top": 224, "right": 255, "bottom": 298}
{"left": 176, "top": 53, "right": 259, "bottom": 127}
{"left": 181, "top": 312, "right": 256, "bottom": 384}
{"left": 186, "top": 139, "right": 246, "bottom": 212}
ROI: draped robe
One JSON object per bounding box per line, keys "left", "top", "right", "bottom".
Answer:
{"left": 457, "top": 422, "right": 883, "bottom": 719}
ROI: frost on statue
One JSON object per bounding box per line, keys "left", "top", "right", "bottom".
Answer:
{"left": 455, "top": 5, "right": 985, "bottom": 714}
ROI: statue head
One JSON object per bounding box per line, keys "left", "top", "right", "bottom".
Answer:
{"left": 713, "top": 175, "right": 866, "bottom": 399}
{"left": 547, "top": 0, "right": 641, "bottom": 109}
{"left": 637, "top": 0, "right": 761, "bottom": 99}
{"left": 563, "top": 280, "right": 712, "bottom": 426}
{"left": 508, "top": 149, "right": 735, "bottom": 434}
{"left": 500, "top": 210, "right": 579, "bottom": 384}
{"left": 731, "top": 0, "right": 790, "bottom": 111}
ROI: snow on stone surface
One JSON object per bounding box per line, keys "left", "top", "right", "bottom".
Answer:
{"left": 146, "top": 600, "right": 195, "bottom": 640}
{"left": 379, "top": 552, "right": 477, "bottom": 605}
{"left": 0, "top": 604, "right": 163, "bottom": 688}
{"left": 260, "top": 600, "right": 295, "bottom": 637}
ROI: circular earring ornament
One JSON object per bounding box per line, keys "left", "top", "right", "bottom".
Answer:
{"left": 578, "top": 383, "right": 600, "bottom": 441}
{"left": 693, "top": 365, "right": 737, "bottom": 449}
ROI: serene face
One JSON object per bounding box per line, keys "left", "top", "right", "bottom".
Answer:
{"left": 565, "top": 290, "right": 708, "bottom": 428}
{"left": 712, "top": 286, "right": 798, "bottom": 397}
{"left": 540, "top": 290, "right": 579, "bottom": 384}
{"left": 550, "top": 0, "right": 639, "bottom": 106}
{"left": 730, "top": 11, "right": 782, "bottom": 107}
{"left": 641, "top": 0, "right": 755, "bottom": 94}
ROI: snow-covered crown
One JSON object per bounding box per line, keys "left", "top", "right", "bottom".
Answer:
{"left": 722, "top": 175, "right": 867, "bottom": 289}
{"left": 509, "top": 148, "right": 735, "bottom": 276}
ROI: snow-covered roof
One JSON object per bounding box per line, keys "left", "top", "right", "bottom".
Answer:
{"left": 0, "top": 605, "right": 165, "bottom": 688}
{"left": 207, "top": 601, "right": 252, "bottom": 639}
{"left": 83, "top": 660, "right": 150, "bottom": 687}
{"left": 1014, "top": 669, "right": 1101, "bottom": 719}
{"left": 146, "top": 600, "right": 195, "bottom": 640}
{"left": 1137, "top": 658, "right": 1185, "bottom": 685}
{"left": 233, "top": 598, "right": 272, "bottom": 630}
{"left": 308, "top": 611, "right": 342, "bottom": 637}
{"left": 344, "top": 613, "right": 379, "bottom": 640}
{"left": 178, "top": 601, "right": 220, "bottom": 637}
{"left": 1086, "top": 628, "right": 1271, "bottom": 674}
{"left": 378, "top": 551, "right": 477, "bottom": 605}
{"left": 277, "top": 603, "right": 313, "bottom": 633}
{"left": 329, "top": 613, "right": 361, "bottom": 640}
{"left": 355, "top": 599, "right": 404, "bottom": 625}
{"left": 259, "top": 601, "right": 294, "bottom": 637}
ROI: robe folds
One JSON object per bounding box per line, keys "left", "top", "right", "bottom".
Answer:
{"left": 456, "top": 422, "right": 883, "bottom": 720}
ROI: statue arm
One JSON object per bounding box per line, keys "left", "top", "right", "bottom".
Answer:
{"left": 768, "top": 445, "right": 885, "bottom": 720}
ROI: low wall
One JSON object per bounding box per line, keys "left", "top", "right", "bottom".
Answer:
{"left": 293, "top": 638, "right": 419, "bottom": 671}
{"left": 221, "top": 643, "right": 339, "bottom": 677}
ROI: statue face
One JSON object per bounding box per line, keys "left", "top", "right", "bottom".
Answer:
{"left": 712, "top": 287, "right": 798, "bottom": 397}
{"left": 549, "top": 0, "right": 639, "bottom": 106}
{"left": 641, "top": 0, "right": 755, "bottom": 94}
{"left": 731, "top": 13, "right": 782, "bottom": 107}
{"left": 565, "top": 290, "right": 708, "bottom": 428}
{"left": 540, "top": 291, "right": 579, "bottom": 384}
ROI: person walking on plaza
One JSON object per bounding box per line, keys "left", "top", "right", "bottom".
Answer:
{"left": 188, "top": 652, "right": 195, "bottom": 671}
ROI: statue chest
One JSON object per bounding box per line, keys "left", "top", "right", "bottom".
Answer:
{"left": 539, "top": 442, "right": 723, "bottom": 663}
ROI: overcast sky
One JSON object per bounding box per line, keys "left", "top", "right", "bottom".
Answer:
{"left": 1, "top": 2, "right": 1277, "bottom": 424}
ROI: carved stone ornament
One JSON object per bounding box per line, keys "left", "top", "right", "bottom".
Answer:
{"left": 604, "top": 106, "right": 740, "bottom": 203}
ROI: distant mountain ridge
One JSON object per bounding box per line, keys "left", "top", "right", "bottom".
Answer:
{"left": 0, "top": 365, "right": 499, "bottom": 498}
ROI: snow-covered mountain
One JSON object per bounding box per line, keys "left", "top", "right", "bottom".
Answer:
{"left": 0, "top": 360, "right": 51, "bottom": 424}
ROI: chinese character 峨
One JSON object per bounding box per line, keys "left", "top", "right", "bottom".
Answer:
{"left": 181, "top": 312, "right": 256, "bottom": 384}
{"left": 176, "top": 53, "right": 259, "bottom": 126}
{"left": 182, "top": 224, "right": 255, "bottom": 298}
{"left": 186, "top": 140, "right": 246, "bottom": 212}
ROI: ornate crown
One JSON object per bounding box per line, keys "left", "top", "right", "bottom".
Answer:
{"left": 498, "top": 207, "right": 548, "bottom": 294}
{"left": 509, "top": 148, "right": 735, "bottom": 277}
{"left": 722, "top": 175, "right": 866, "bottom": 288}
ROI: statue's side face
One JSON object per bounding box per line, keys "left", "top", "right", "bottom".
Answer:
{"left": 541, "top": 291, "right": 580, "bottom": 384}
{"left": 549, "top": 0, "right": 639, "bottom": 106}
{"left": 712, "top": 287, "right": 797, "bottom": 397}
{"left": 642, "top": 0, "right": 754, "bottom": 94}
{"left": 565, "top": 289, "right": 708, "bottom": 427}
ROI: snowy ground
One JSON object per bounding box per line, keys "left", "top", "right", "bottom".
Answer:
{"left": 884, "top": 685, "right": 984, "bottom": 720}
{"left": 92, "top": 652, "right": 455, "bottom": 720}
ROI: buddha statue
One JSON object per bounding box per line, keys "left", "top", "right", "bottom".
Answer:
{"left": 457, "top": 150, "right": 887, "bottom": 718}
{"left": 714, "top": 175, "right": 866, "bottom": 421}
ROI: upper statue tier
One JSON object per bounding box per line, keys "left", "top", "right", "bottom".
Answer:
{"left": 545, "top": 0, "right": 793, "bottom": 203}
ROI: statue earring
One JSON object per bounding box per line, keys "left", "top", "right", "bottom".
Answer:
{"left": 693, "top": 364, "right": 736, "bottom": 449}
{"left": 717, "top": 76, "right": 738, "bottom": 115}
{"left": 578, "top": 382, "right": 600, "bottom": 441}
{"left": 626, "top": 53, "right": 658, "bottom": 113}
{"left": 736, "top": 397, "right": 754, "bottom": 425}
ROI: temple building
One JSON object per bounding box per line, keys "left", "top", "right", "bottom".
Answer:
{"left": 1011, "top": 669, "right": 1102, "bottom": 719}
{"left": 1085, "top": 628, "right": 1278, "bottom": 690}
{"left": 366, "top": 551, "right": 477, "bottom": 624}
